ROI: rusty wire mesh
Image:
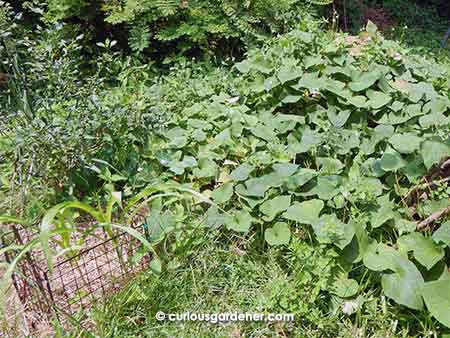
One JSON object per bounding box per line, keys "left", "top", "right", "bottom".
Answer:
{"left": 0, "top": 221, "right": 150, "bottom": 332}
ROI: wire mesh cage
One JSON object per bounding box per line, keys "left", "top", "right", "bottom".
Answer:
{"left": 0, "top": 221, "right": 150, "bottom": 333}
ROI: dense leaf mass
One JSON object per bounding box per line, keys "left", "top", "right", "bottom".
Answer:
{"left": 140, "top": 23, "right": 450, "bottom": 328}
{"left": 1, "top": 1, "right": 450, "bottom": 335}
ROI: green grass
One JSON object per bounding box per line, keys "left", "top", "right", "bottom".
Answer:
{"left": 86, "top": 239, "right": 307, "bottom": 338}
{"left": 68, "top": 232, "right": 444, "bottom": 338}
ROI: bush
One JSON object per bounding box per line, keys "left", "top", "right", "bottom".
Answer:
{"left": 41, "top": 0, "right": 320, "bottom": 57}
{"left": 0, "top": 6, "right": 243, "bottom": 201}
{"left": 0, "top": 13, "right": 165, "bottom": 199}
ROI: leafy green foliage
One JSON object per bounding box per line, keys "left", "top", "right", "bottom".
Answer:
{"left": 125, "top": 22, "right": 450, "bottom": 330}
{"left": 381, "top": 0, "right": 450, "bottom": 54}
{"left": 363, "top": 242, "right": 425, "bottom": 310}
{"left": 83, "top": 236, "right": 445, "bottom": 337}
{"left": 0, "top": 18, "right": 166, "bottom": 203}
{"left": 2, "top": 13, "right": 246, "bottom": 206}
{"left": 2, "top": 2, "right": 450, "bottom": 334}
{"left": 422, "top": 280, "right": 450, "bottom": 328}
{"left": 264, "top": 221, "right": 291, "bottom": 245}
{"left": 40, "top": 0, "right": 322, "bottom": 57}
{"left": 283, "top": 200, "right": 324, "bottom": 225}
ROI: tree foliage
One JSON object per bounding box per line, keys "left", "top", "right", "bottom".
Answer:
{"left": 40, "top": 0, "right": 319, "bottom": 55}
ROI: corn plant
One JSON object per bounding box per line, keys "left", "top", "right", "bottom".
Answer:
{"left": 0, "top": 182, "right": 218, "bottom": 315}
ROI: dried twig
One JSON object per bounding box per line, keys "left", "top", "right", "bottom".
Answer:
{"left": 417, "top": 204, "right": 450, "bottom": 230}
{"left": 407, "top": 176, "right": 450, "bottom": 204}
{"left": 406, "top": 157, "right": 450, "bottom": 207}
{"left": 441, "top": 159, "right": 450, "bottom": 171}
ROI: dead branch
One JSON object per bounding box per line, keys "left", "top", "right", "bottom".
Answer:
{"left": 417, "top": 204, "right": 450, "bottom": 231}
{"left": 406, "top": 157, "right": 450, "bottom": 207}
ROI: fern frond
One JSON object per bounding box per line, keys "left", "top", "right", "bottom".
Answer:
{"left": 153, "top": 0, "right": 180, "bottom": 16}
{"left": 129, "top": 22, "right": 151, "bottom": 52}
{"left": 219, "top": 1, "right": 262, "bottom": 40}
{"left": 307, "top": 0, "right": 333, "bottom": 5}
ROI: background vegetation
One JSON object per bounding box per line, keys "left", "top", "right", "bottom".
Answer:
{"left": 1, "top": 0, "right": 450, "bottom": 337}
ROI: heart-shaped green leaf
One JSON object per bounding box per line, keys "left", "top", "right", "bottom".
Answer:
{"left": 367, "top": 90, "right": 391, "bottom": 109}
{"left": 264, "top": 222, "right": 291, "bottom": 246}
{"left": 212, "top": 182, "right": 234, "bottom": 204}
{"left": 363, "top": 243, "right": 424, "bottom": 310}
{"left": 398, "top": 233, "right": 445, "bottom": 270}
{"left": 421, "top": 140, "right": 450, "bottom": 169}
{"left": 432, "top": 222, "right": 450, "bottom": 247}
{"left": 259, "top": 195, "right": 291, "bottom": 221}
{"left": 422, "top": 279, "right": 450, "bottom": 328}
{"left": 380, "top": 151, "right": 406, "bottom": 171}
{"left": 225, "top": 209, "right": 254, "bottom": 233}
{"left": 283, "top": 199, "right": 324, "bottom": 224}
{"left": 349, "top": 70, "right": 381, "bottom": 92}
{"left": 230, "top": 163, "right": 254, "bottom": 181}
{"left": 327, "top": 107, "right": 351, "bottom": 128}
{"left": 389, "top": 133, "right": 423, "bottom": 154}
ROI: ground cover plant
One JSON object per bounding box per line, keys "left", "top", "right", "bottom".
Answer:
{"left": 126, "top": 21, "right": 450, "bottom": 334}
{"left": 1, "top": 1, "right": 450, "bottom": 337}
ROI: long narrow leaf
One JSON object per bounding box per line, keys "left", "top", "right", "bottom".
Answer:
{"left": 124, "top": 185, "right": 170, "bottom": 214}
{"left": 98, "top": 223, "right": 158, "bottom": 257}
{"left": 0, "top": 238, "right": 40, "bottom": 303}
{"left": 40, "top": 201, "right": 105, "bottom": 271}
{"left": 0, "top": 216, "right": 30, "bottom": 226}
{"left": 125, "top": 192, "right": 184, "bottom": 223}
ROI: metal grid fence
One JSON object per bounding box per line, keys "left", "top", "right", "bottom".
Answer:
{"left": 0, "top": 221, "right": 150, "bottom": 332}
